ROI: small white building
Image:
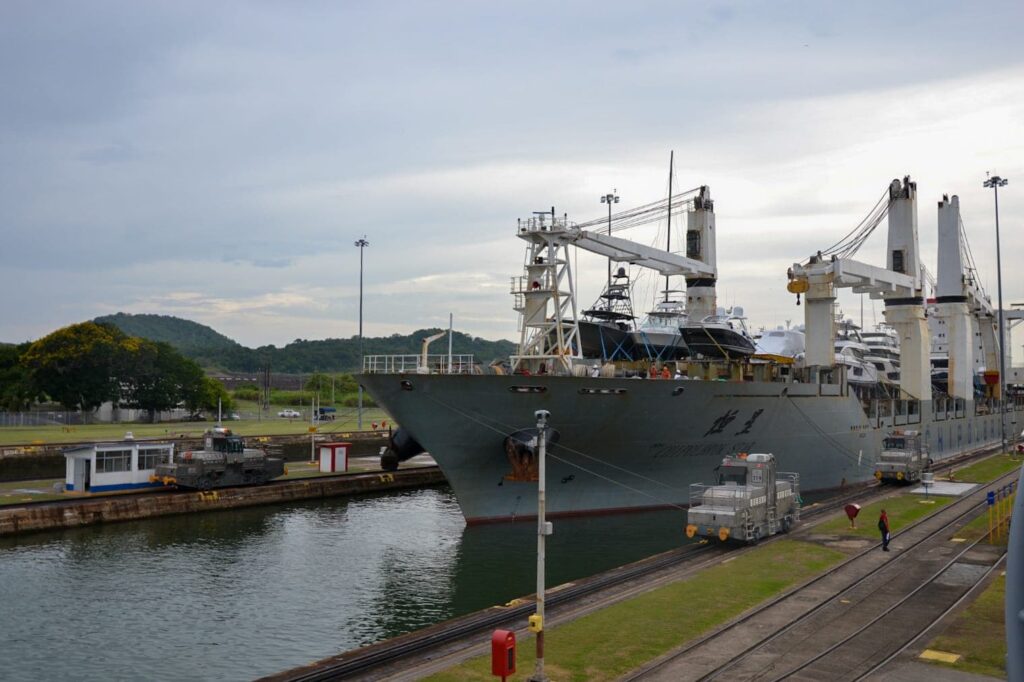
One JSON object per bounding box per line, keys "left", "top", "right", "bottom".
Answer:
{"left": 64, "top": 440, "right": 175, "bottom": 492}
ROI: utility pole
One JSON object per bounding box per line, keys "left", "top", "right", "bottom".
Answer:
{"left": 355, "top": 237, "right": 370, "bottom": 430}
{"left": 984, "top": 174, "right": 1009, "bottom": 453}
{"left": 600, "top": 190, "right": 619, "bottom": 290}
{"left": 529, "top": 409, "right": 552, "bottom": 682}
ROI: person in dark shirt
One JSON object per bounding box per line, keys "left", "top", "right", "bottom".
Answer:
{"left": 878, "top": 509, "right": 891, "bottom": 551}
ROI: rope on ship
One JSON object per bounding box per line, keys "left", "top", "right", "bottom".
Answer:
{"left": 783, "top": 394, "right": 876, "bottom": 470}
{"left": 574, "top": 187, "right": 703, "bottom": 234}
{"left": 419, "top": 391, "right": 691, "bottom": 512}
{"left": 807, "top": 186, "right": 893, "bottom": 262}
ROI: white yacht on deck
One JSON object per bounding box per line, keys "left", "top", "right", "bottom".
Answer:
{"left": 680, "top": 306, "right": 757, "bottom": 359}
{"left": 631, "top": 294, "right": 688, "bottom": 360}
{"left": 861, "top": 326, "right": 901, "bottom": 384}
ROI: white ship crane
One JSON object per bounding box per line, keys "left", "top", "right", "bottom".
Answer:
{"left": 511, "top": 187, "right": 717, "bottom": 373}
{"left": 788, "top": 177, "right": 930, "bottom": 400}
{"left": 933, "top": 195, "right": 997, "bottom": 405}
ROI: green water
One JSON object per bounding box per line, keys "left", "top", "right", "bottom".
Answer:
{"left": 0, "top": 486, "right": 688, "bottom": 681}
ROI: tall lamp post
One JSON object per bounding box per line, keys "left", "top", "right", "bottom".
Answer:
{"left": 529, "top": 409, "right": 552, "bottom": 682}
{"left": 984, "top": 175, "right": 1008, "bottom": 453}
{"left": 355, "top": 237, "right": 370, "bottom": 430}
{"left": 600, "top": 190, "right": 619, "bottom": 290}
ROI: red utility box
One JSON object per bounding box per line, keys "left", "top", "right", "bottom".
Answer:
{"left": 491, "top": 629, "right": 516, "bottom": 678}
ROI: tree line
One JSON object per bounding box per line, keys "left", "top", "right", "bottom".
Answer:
{"left": 95, "top": 313, "right": 517, "bottom": 373}
{"left": 0, "top": 322, "right": 230, "bottom": 421}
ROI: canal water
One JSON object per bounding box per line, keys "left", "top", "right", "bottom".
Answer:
{"left": 0, "top": 486, "right": 688, "bottom": 681}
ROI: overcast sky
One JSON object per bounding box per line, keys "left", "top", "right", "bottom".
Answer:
{"left": 2, "top": 1, "right": 1023, "bottom": 356}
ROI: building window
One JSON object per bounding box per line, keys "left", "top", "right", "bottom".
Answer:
{"left": 96, "top": 449, "right": 131, "bottom": 473}
{"left": 137, "top": 447, "right": 170, "bottom": 471}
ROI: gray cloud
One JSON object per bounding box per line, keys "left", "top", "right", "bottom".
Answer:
{"left": 1, "top": 1, "right": 1023, "bottom": 346}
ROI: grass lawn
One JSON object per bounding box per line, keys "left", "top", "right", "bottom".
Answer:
{"left": 949, "top": 453, "right": 1023, "bottom": 484}
{"left": 814, "top": 492, "right": 954, "bottom": 540}
{"left": 425, "top": 539, "right": 846, "bottom": 682}
{"left": 0, "top": 478, "right": 68, "bottom": 505}
{"left": 0, "top": 408, "right": 392, "bottom": 446}
{"left": 925, "top": 575, "right": 1006, "bottom": 678}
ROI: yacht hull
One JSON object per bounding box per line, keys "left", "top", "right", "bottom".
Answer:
{"left": 577, "top": 321, "right": 635, "bottom": 360}
{"left": 680, "top": 326, "right": 757, "bottom": 359}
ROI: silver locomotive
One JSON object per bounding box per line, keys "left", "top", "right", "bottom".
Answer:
{"left": 874, "top": 430, "right": 930, "bottom": 483}
{"left": 686, "top": 453, "right": 800, "bottom": 543}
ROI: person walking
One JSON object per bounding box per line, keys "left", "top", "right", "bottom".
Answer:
{"left": 878, "top": 509, "right": 890, "bottom": 551}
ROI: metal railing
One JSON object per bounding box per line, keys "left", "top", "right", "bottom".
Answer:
{"left": 362, "top": 354, "right": 477, "bottom": 375}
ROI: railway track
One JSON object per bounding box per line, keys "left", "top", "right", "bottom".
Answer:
{"left": 625, "top": 465, "right": 1019, "bottom": 681}
{"left": 268, "top": 451, "right": 1004, "bottom": 682}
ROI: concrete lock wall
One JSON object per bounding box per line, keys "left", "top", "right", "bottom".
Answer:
{"left": 0, "top": 432, "right": 390, "bottom": 483}
{"left": 0, "top": 467, "right": 445, "bottom": 537}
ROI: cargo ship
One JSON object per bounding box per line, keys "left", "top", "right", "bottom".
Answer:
{"left": 361, "top": 177, "right": 1021, "bottom": 523}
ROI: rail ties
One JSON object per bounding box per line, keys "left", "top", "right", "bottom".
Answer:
{"left": 264, "top": 445, "right": 1007, "bottom": 682}
{"left": 627, "top": 466, "right": 1018, "bottom": 682}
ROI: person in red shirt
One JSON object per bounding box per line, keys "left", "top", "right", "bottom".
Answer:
{"left": 878, "top": 509, "right": 890, "bottom": 551}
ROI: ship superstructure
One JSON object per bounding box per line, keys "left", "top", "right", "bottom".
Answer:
{"left": 362, "top": 175, "right": 1022, "bottom": 523}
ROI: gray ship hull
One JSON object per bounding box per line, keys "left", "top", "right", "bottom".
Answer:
{"left": 360, "top": 373, "right": 1008, "bottom": 523}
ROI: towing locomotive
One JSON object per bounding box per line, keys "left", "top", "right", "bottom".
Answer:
{"left": 874, "top": 430, "right": 931, "bottom": 483}
{"left": 686, "top": 452, "right": 800, "bottom": 543}
{"left": 151, "top": 428, "right": 285, "bottom": 490}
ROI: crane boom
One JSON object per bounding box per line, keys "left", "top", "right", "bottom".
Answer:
{"left": 565, "top": 227, "right": 715, "bottom": 278}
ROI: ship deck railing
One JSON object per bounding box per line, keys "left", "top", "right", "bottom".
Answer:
{"left": 363, "top": 354, "right": 478, "bottom": 375}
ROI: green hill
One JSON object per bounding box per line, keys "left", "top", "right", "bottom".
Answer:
{"left": 95, "top": 313, "right": 516, "bottom": 373}
{"left": 95, "top": 313, "right": 240, "bottom": 352}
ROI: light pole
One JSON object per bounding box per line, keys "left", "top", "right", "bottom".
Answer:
{"left": 600, "top": 190, "right": 619, "bottom": 290}
{"left": 984, "top": 175, "right": 1008, "bottom": 453}
{"left": 529, "top": 409, "right": 552, "bottom": 682}
{"left": 355, "top": 237, "right": 370, "bottom": 430}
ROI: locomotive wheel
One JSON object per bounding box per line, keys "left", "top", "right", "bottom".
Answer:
{"left": 198, "top": 477, "right": 213, "bottom": 491}
{"left": 780, "top": 517, "right": 792, "bottom": 534}
{"left": 751, "top": 526, "right": 762, "bottom": 544}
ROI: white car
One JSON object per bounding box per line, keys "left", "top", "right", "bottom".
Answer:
{"left": 277, "top": 409, "right": 301, "bottom": 418}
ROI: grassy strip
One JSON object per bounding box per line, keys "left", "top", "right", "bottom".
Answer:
{"left": 952, "top": 492, "right": 1016, "bottom": 544}
{"left": 925, "top": 575, "right": 1006, "bottom": 678}
{"left": 814, "top": 493, "right": 953, "bottom": 539}
{"left": 0, "top": 408, "right": 391, "bottom": 446}
{"left": 949, "top": 453, "right": 1023, "bottom": 483}
{"left": 0, "top": 478, "right": 67, "bottom": 505}
{"left": 425, "top": 539, "right": 845, "bottom": 682}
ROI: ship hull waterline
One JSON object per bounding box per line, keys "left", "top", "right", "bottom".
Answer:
{"left": 360, "top": 373, "right": 1006, "bottom": 524}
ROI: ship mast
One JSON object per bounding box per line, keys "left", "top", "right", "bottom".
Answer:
{"left": 664, "top": 150, "right": 674, "bottom": 302}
